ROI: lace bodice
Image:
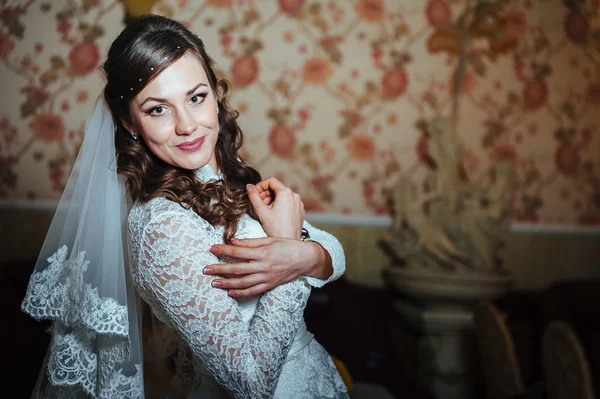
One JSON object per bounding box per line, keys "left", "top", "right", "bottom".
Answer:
{"left": 126, "top": 165, "right": 347, "bottom": 398}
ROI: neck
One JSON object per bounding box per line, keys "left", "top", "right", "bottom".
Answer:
{"left": 208, "top": 156, "right": 219, "bottom": 175}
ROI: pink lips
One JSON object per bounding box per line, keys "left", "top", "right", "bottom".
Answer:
{"left": 176, "top": 136, "right": 205, "bottom": 152}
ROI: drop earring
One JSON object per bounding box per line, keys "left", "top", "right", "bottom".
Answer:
{"left": 131, "top": 131, "right": 139, "bottom": 142}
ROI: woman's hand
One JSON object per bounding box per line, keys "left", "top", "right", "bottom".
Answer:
{"left": 246, "top": 177, "right": 304, "bottom": 240}
{"left": 204, "top": 237, "right": 327, "bottom": 297}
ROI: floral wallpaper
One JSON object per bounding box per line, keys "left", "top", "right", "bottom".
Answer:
{"left": 1, "top": 0, "right": 599, "bottom": 227}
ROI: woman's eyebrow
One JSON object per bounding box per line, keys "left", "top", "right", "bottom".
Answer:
{"left": 139, "top": 82, "right": 208, "bottom": 107}
{"left": 186, "top": 82, "right": 207, "bottom": 95}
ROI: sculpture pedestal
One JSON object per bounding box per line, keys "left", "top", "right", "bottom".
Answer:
{"left": 392, "top": 300, "right": 481, "bottom": 399}
{"left": 384, "top": 267, "right": 513, "bottom": 399}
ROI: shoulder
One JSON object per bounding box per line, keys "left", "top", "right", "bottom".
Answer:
{"left": 128, "top": 197, "right": 212, "bottom": 236}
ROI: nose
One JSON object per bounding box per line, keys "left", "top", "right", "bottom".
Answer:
{"left": 175, "top": 108, "right": 198, "bottom": 136}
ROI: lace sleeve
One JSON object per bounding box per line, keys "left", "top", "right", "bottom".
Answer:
{"left": 134, "top": 209, "right": 311, "bottom": 399}
{"left": 301, "top": 220, "right": 346, "bottom": 288}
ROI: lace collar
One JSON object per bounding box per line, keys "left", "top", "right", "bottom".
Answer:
{"left": 195, "top": 163, "right": 222, "bottom": 182}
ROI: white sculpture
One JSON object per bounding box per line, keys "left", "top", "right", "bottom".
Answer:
{"left": 379, "top": 116, "right": 514, "bottom": 276}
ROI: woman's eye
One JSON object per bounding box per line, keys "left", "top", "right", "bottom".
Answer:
{"left": 147, "top": 106, "right": 165, "bottom": 116}
{"left": 191, "top": 93, "right": 207, "bottom": 104}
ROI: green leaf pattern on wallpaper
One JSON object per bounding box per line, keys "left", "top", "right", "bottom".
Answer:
{"left": 0, "top": 0, "right": 599, "bottom": 226}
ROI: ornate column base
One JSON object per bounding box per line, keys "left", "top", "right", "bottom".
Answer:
{"left": 391, "top": 299, "right": 482, "bottom": 399}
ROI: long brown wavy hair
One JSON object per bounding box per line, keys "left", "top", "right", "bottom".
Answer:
{"left": 102, "top": 14, "right": 261, "bottom": 243}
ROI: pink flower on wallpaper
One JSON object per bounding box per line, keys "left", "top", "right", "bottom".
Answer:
{"left": 57, "top": 19, "right": 71, "bottom": 36}
{"left": 585, "top": 82, "right": 600, "bottom": 106}
{"left": 346, "top": 134, "right": 376, "bottom": 162}
{"left": 268, "top": 125, "right": 297, "bottom": 158}
{"left": 220, "top": 34, "right": 233, "bottom": 48}
{"left": 278, "top": 0, "right": 306, "bottom": 17}
{"left": 68, "top": 42, "right": 100, "bottom": 75}
{"left": 554, "top": 144, "right": 580, "bottom": 175}
{"left": 354, "top": 0, "right": 385, "bottom": 23}
{"left": 29, "top": 113, "right": 65, "bottom": 142}
{"left": 522, "top": 79, "right": 548, "bottom": 110}
{"left": 425, "top": 0, "right": 452, "bottom": 29}
{"left": 302, "top": 58, "right": 333, "bottom": 85}
{"left": 381, "top": 67, "right": 408, "bottom": 99}
{"left": 564, "top": 12, "right": 589, "bottom": 44}
{"left": 297, "top": 108, "right": 310, "bottom": 123}
{"left": 230, "top": 54, "right": 260, "bottom": 88}
{"left": 371, "top": 46, "right": 383, "bottom": 63}
{"left": 311, "top": 174, "right": 334, "bottom": 188}
{"left": 488, "top": 143, "right": 517, "bottom": 164}
{"left": 0, "top": 31, "right": 15, "bottom": 59}
{"left": 504, "top": 9, "right": 527, "bottom": 38}
{"left": 302, "top": 196, "right": 325, "bottom": 212}
{"left": 20, "top": 56, "right": 32, "bottom": 70}
{"left": 49, "top": 166, "right": 65, "bottom": 192}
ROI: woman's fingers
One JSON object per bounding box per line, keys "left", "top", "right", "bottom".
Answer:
{"left": 228, "top": 283, "right": 271, "bottom": 298}
{"left": 259, "top": 190, "right": 274, "bottom": 206}
{"left": 246, "top": 184, "right": 267, "bottom": 211}
{"left": 255, "top": 176, "right": 287, "bottom": 194}
{"left": 229, "top": 237, "right": 274, "bottom": 248}
{"left": 211, "top": 273, "right": 264, "bottom": 290}
{"left": 203, "top": 260, "right": 262, "bottom": 276}
{"left": 206, "top": 238, "right": 315, "bottom": 297}
{"left": 209, "top": 240, "right": 273, "bottom": 259}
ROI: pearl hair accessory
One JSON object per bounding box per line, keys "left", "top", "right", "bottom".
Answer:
{"left": 120, "top": 51, "right": 183, "bottom": 98}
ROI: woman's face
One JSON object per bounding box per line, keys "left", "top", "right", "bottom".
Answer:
{"left": 129, "top": 52, "right": 219, "bottom": 172}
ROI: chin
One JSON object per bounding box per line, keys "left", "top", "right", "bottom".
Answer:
{"left": 176, "top": 153, "right": 213, "bottom": 171}
{"left": 176, "top": 160, "right": 208, "bottom": 171}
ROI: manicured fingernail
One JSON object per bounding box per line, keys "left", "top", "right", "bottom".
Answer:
{"left": 203, "top": 267, "right": 213, "bottom": 274}
{"left": 231, "top": 237, "right": 240, "bottom": 242}
{"left": 209, "top": 246, "right": 217, "bottom": 253}
{"left": 246, "top": 184, "right": 254, "bottom": 192}
{"left": 228, "top": 290, "right": 237, "bottom": 297}
{"left": 211, "top": 280, "right": 222, "bottom": 287}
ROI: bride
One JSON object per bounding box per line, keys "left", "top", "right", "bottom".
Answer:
{"left": 22, "top": 14, "right": 348, "bottom": 399}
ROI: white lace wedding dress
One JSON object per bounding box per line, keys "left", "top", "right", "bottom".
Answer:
{"left": 127, "top": 164, "right": 349, "bottom": 399}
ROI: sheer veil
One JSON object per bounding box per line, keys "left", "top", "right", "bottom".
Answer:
{"left": 21, "top": 96, "right": 144, "bottom": 398}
